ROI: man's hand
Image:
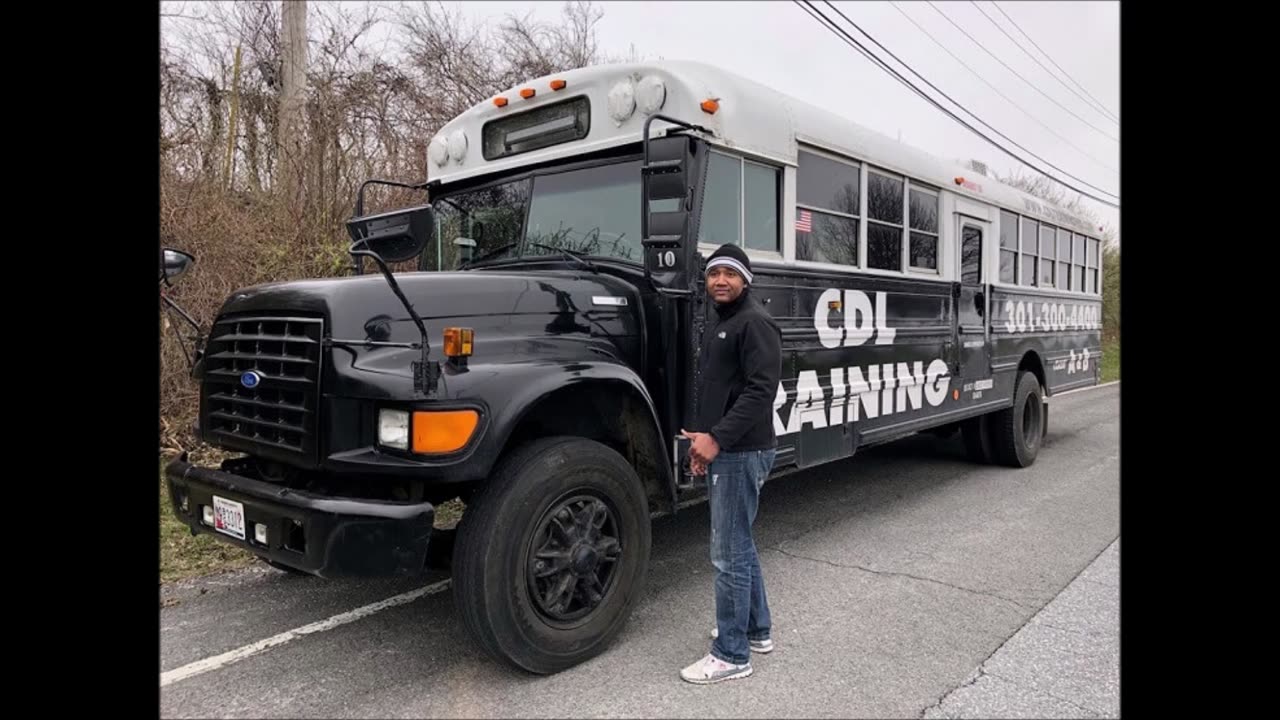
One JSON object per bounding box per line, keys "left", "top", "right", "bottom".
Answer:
{"left": 690, "top": 456, "right": 707, "bottom": 477}
{"left": 682, "top": 429, "right": 720, "bottom": 465}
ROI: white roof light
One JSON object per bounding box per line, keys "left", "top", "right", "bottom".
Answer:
{"left": 447, "top": 130, "right": 468, "bottom": 162}
{"left": 429, "top": 136, "right": 448, "bottom": 167}
{"left": 636, "top": 76, "right": 666, "bottom": 115}
{"left": 607, "top": 79, "right": 636, "bottom": 125}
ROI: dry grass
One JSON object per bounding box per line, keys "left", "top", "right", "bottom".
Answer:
{"left": 158, "top": 453, "right": 468, "bottom": 583}
{"left": 159, "top": 461, "right": 256, "bottom": 584}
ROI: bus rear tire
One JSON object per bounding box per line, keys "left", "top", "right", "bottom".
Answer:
{"left": 451, "top": 436, "right": 651, "bottom": 675}
{"left": 991, "top": 370, "right": 1045, "bottom": 468}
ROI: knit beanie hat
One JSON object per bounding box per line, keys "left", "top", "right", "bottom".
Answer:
{"left": 705, "top": 243, "right": 753, "bottom": 284}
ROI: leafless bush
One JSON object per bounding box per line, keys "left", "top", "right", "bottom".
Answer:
{"left": 159, "top": 1, "right": 619, "bottom": 453}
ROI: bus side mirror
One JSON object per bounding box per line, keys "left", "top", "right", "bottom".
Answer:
{"left": 346, "top": 204, "right": 433, "bottom": 264}
{"left": 642, "top": 134, "right": 697, "bottom": 296}
{"left": 161, "top": 247, "right": 195, "bottom": 285}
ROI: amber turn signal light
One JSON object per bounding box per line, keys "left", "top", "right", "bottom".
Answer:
{"left": 443, "top": 327, "right": 474, "bottom": 358}
{"left": 412, "top": 410, "right": 479, "bottom": 454}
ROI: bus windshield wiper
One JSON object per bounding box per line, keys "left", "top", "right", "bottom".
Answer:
{"left": 529, "top": 242, "right": 599, "bottom": 274}
{"left": 459, "top": 242, "right": 519, "bottom": 269}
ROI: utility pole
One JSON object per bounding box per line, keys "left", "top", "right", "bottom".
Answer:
{"left": 224, "top": 45, "right": 242, "bottom": 190}
{"left": 278, "top": 0, "right": 307, "bottom": 204}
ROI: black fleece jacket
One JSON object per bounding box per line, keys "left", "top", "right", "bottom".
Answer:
{"left": 692, "top": 288, "right": 783, "bottom": 452}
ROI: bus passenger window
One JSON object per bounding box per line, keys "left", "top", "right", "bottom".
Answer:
{"left": 1073, "top": 234, "right": 1086, "bottom": 291}
{"left": 796, "top": 149, "right": 860, "bottom": 266}
{"left": 1021, "top": 217, "right": 1038, "bottom": 286}
{"left": 698, "top": 151, "right": 741, "bottom": 247}
{"left": 909, "top": 187, "right": 939, "bottom": 271}
{"left": 999, "top": 211, "right": 1018, "bottom": 283}
{"left": 701, "top": 151, "right": 781, "bottom": 254}
{"left": 744, "top": 161, "right": 778, "bottom": 252}
{"left": 1039, "top": 223, "right": 1056, "bottom": 287}
{"left": 1057, "top": 228, "right": 1071, "bottom": 289}
{"left": 868, "top": 171, "right": 904, "bottom": 271}
{"left": 1087, "top": 238, "right": 1100, "bottom": 294}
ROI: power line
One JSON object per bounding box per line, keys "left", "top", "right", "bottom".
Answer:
{"left": 795, "top": 1, "right": 1118, "bottom": 207}
{"left": 891, "top": 1, "right": 1117, "bottom": 175}
{"left": 924, "top": 1, "right": 1117, "bottom": 142}
{"left": 814, "top": 0, "right": 1118, "bottom": 200}
{"left": 990, "top": 0, "right": 1119, "bottom": 123}
{"left": 969, "top": 1, "right": 1118, "bottom": 125}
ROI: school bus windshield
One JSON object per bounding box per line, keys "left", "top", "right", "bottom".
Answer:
{"left": 426, "top": 158, "right": 644, "bottom": 271}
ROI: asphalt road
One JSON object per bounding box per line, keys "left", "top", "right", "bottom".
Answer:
{"left": 160, "top": 383, "right": 1119, "bottom": 718}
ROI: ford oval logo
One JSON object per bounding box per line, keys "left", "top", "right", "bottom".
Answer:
{"left": 240, "top": 370, "right": 263, "bottom": 389}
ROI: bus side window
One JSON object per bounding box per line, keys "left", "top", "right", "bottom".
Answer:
{"left": 961, "top": 226, "right": 982, "bottom": 284}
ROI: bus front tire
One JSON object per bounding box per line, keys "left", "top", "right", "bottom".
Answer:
{"left": 451, "top": 436, "right": 651, "bottom": 675}
{"left": 991, "top": 371, "right": 1045, "bottom": 468}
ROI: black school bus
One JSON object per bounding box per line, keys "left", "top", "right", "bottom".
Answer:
{"left": 161, "top": 60, "right": 1103, "bottom": 675}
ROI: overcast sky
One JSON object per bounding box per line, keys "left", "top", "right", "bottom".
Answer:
{"left": 162, "top": 0, "right": 1120, "bottom": 237}
{"left": 457, "top": 0, "right": 1120, "bottom": 236}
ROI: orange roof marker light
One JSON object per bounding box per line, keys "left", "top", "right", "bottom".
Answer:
{"left": 550, "top": 79, "right": 567, "bottom": 91}
{"left": 520, "top": 87, "right": 536, "bottom": 99}
{"left": 493, "top": 96, "right": 508, "bottom": 108}
{"left": 701, "top": 98, "right": 720, "bottom": 114}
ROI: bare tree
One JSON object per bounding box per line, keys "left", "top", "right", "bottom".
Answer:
{"left": 159, "top": 1, "right": 620, "bottom": 452}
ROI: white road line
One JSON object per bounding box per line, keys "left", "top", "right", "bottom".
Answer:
{"left": 160, "top": 578, "right": 452, "bottom": 688}
{"left": 1054, "top": 380, "right": 1119, "bottom": 398}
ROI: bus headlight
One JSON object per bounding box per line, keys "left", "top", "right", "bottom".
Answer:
{"left": 636, "top": 76, "right": 666, "bottom": 115}
{"left": 378, "top": 409, "right": 410, "bottom": 450}
{"left": 608, "top": 79, "right": 636, "bottom": 124}
{"left": 429, "top": 137, "right": 448, "bottom": 167}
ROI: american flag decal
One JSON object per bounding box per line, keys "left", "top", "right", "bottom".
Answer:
{"left": 796, "top": 208, "right": 813, "bottom": 233}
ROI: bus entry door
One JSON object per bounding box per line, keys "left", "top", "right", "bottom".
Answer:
{"left": 955, "top": 217, "right": 992, "bottom": 382}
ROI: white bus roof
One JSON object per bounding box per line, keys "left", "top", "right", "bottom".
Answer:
{"left": 429, "top": 60, "right": 1101, "bottom": 237}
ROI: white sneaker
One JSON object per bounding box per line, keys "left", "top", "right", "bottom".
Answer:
{"left": 710, "top": 627, "right": 775, "bottom": 654}
{"left": 679, "top": 652, "right": 753, "bottom": 684}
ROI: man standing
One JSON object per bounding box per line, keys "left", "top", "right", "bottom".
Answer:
{"left": 680, "top": 243, "right": 783, "bottom": 685}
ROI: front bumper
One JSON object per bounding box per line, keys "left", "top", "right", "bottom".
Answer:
{"left": 164, "top": 455, "right": 435, "bottom": 578}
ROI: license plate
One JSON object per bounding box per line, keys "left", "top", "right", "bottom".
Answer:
{"left": 213, "top": 496, "right": 246, "bottom": 541}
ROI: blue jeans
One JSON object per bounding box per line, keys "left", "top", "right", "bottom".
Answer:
{"left": 707, "top": 448, "right": 776, "bottom": 665}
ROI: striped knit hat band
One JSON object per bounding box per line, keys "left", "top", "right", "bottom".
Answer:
{"left": 705, "top": 244, "right": 753, "bottom": 284}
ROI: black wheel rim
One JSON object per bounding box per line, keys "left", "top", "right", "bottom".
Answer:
{"left": 1022, "top": 394, "right": 1041, "bottom": 447}
{"left": 526, "top": 492, "right": 623, "bottom": 625}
